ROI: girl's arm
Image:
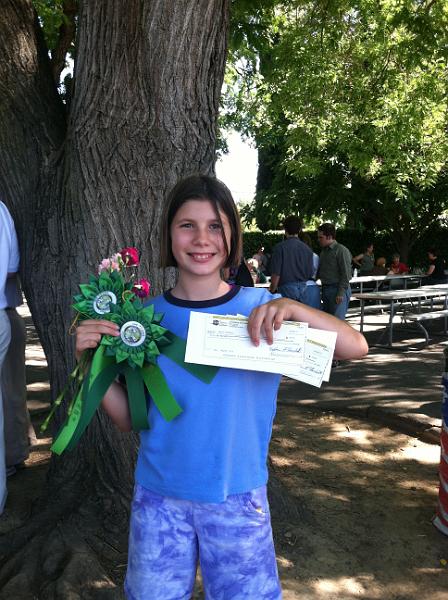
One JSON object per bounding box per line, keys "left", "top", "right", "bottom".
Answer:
{"left": 75, "top": 319, "right": 132, "bottom": 431}
{"left": 247, "top": 298, "right": 368, "bottom": 360}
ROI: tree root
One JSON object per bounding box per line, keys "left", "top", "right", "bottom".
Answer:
{"left": 0, "top": 485, "right": 129, "bottom": 599}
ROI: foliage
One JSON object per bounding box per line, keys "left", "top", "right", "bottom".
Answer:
{"left": 224, "top": 0, "right": 448, "bottom": 256}
{"left": 33, "top": 0, "right": 66, "bottom": 49}
{"left": 242, "top": 224, "right": 448, "bottom": 269}
{"left": 32, "top": 0, "right": 77, "bottom": 94}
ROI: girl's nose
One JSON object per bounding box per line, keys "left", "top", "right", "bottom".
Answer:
{"left": 193, "top": 226, "right": 210, "bottom": 244}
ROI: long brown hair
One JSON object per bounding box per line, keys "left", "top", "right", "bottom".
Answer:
{"left": 160, "top": 174, "right": 242, "bottom": 269}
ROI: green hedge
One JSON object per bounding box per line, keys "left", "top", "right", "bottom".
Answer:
{"left": 243, "top": 227, "right": 448, "bottom": 269}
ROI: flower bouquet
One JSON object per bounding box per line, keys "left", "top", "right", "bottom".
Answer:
{"left": 44, "top": 248, "right": 217, "bottom": 455}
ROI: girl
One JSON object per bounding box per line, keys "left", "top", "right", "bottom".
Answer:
{"left": 76, "top": 175, "right": 368, "bottom": 600}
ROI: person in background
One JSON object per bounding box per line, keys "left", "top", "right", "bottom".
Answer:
{"left": 252, "top": 246, "right": 268, "bottom": 274}
{"left": 2, "top": 275, "right": 36, "bottom": 477}
{"left": 317, "top": 222, "right": 352, "bottom": 320}
{"left": 372, "top": 257, "right": 387, "bottom": 276}
{"left": 224, "top": 257, "right": 254, "bottom": 287}
{"left": 387, "top": 253, "right": 409, "bottom": 275}
{"left": 247, "top": 258, "right": 267, "bottom": 285}
{"left": 299, "top": 232, "right": 321, "bottom": 310}
{"left": 353, "top": 242, "right": 375, "bottom": 275}
{"left": 0, "top": 200, "right": 20, "bottom": 514}
{"left": 269, "top": 215, "right": 316, "bottom": 307}
{"left": 425, "top": 248, "right": 447, "bottom": 284}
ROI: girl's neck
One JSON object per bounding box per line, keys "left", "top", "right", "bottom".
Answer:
{"left": 171, "top": 273, "right": 231, "bottom": 302}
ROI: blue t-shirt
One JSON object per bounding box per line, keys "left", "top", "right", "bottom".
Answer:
{"left": 135, "top": 286, "right": 282, "bottom": 503}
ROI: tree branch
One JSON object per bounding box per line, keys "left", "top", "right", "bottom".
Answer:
{"left": 50, "top": 0, "right": 78, "bottom": 85}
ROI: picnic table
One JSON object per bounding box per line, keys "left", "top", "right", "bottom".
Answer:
{"left": 354, "top": 284, "right": 448, "bottom": 347}
{"left": 256, "top": 274, "right": 422, "bottom": 292}
{"left": 350, "top": 273, "right": 422, "bottom": 293}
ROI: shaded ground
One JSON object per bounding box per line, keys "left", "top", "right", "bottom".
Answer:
{"left": 269, "top": 407, "right": 447, "bottom": 600}
{"left": 1, "top": 307, "right": 448, "bottom": 599}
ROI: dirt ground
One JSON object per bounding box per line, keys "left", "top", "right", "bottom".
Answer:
{"left": 2, "top": 403, "right": 447, "bottom": 600}
{"left": 2, "top": 306, "right": 448, "bottom": 598}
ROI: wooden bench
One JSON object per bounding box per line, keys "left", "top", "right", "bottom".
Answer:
{"left": 402, "top": 309, "right": 448, "bottom": 343}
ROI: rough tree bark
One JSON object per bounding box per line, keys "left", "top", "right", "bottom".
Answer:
{"left": 0, "top": 1, "right": 230, "bottom": 596}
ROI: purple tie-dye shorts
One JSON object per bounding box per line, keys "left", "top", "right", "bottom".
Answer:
{"left": 124, "top": 483, "right": 282, "bottom": 599}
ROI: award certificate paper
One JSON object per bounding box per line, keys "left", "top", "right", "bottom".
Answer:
{"left": 283, "top": 327, "right": 337, "bottom": 387}
{"left": 185, "top": 312, "right": 307, "bottom": 375}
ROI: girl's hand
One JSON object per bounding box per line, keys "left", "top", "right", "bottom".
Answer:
{"left": 247, "top": 298, "right": 296, "bottom": 346}
{"left": 247, "top": 297, "right": 369, "bottom": 360}
{"left": 75, "top": 319, "right": 120, "bottom": 361}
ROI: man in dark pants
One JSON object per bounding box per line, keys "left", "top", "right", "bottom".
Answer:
{"left": 317, "top": 222, "right": 352, "bottom": 320}
{"left": 269, "top": 216, "right": 319, "bottom": 308}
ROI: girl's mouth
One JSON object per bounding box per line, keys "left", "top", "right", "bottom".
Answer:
{"left": 189, "top": 253, "right": 215, "bottom": 261}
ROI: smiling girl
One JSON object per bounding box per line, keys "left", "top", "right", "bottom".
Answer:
{"left": 75, "top": 175, "right": 368, "bottom": 599}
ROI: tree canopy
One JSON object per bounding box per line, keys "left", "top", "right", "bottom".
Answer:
{"left": 224, "top": 0, "right": 448, "bottom": 257}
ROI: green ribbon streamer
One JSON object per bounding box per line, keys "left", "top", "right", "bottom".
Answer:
{"left": 122, "top": 364, "right": 149, "bottom": 430}
{"left": 162, "top": 334, "right": 218, "bottom": 383}
{"left": 142, "top": 364, "right": 183, "bottom": 421}
{"left": 51, "top": 332, "right": 217, "bottom": 455}
{"left": 51, "top": 346, "right": 120, "bottom": 454}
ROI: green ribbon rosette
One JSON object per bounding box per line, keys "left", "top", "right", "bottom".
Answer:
{"left": 72, "top": 270, "right": 130, "bottom": 319}
{"left": 49, "top": 280, "right": 218, "bottom": 455}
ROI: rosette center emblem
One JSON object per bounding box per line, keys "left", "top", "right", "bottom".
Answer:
{"left": 120, "top": 321, "right": 147, "bottom": 347}
{"left": 93, "top": 291, "right": 117, "bottom": 315}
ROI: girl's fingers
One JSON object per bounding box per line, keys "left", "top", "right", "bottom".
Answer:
{"left": 75, "top": 320, "right": 120, "bottom": 358}
{"left": 77, "top": 319, "right": 120, "bottom": 334}
{"left": 248, "top": 300, "right": 286, "bottom": 345}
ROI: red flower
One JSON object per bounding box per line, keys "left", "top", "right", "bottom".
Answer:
{"left": 132, "top": 278, "right": 151, "bottom": 298}
{"left": 120, "top": 247, "right": 140, "bottom": 266}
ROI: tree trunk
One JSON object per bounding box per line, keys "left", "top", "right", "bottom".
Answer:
{"left": 0, "top": 0, "right": 230, "bottom": 595}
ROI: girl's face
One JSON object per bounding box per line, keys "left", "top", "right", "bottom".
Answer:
{"left": 170, "top": 199, "right": 231, "bottom": 279}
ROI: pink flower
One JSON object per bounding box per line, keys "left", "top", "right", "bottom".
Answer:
{"left": 98, "top": 258, "right": 112, "bottom": 274}
{"left": 121, "top": 247, "right": 140, "bottom": 266}
{"left": 132, "top": 278, "right": 151, "bottom": 298}
{"left": 98, "top": 255, "right": 122, "bottom": 274}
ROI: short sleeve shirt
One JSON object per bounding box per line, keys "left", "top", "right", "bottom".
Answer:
{"left": 0, "top": 201, "right": 20, "bottom": 309}
{"left": 270, "top": 237, "right": 314, "bottom": 285}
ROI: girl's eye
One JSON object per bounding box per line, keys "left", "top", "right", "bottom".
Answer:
{"left": 179, "top": 223, "right": 193, "bottom": 228}
{"left": 210, "top": 223, "right": 222, "bottom": 230}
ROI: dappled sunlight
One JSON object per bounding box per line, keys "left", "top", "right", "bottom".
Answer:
{"left": 25, "top": 348, "right": 47, "bottom": 363}
{"left": 27, "top": 381, "right": 50, "bottom": 392}
{"left": 336, "top": 425, "right": 373, "bottom": 444}
{"left": 314, "top": 575, "right": 380, "bottom": 597}
{"left": 29, "top": 437, "right": 52, "bottom": 449}
{"left": 323, "top": 449, "right": 385, "bottom": 465}
{"left": 271, "top": 455, "right": 298, "bottom": 468}
{"left": 277, "top": 555, "right": 294, "bottom": 568}
{"left": 398, "top": 480, "right": 439, "bottom": 495}
{"left": 313, "top": 488, "right": 351, "bottom": 502}
{"left": 270, "top": 406, "right": 445, "bottom": 593}
{"left": 395, "top": 441, "right": 440, "bottom": 464}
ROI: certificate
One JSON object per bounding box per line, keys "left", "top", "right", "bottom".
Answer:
{"left": 283, "top": 327, "right": 337, "bottom": 387}
{"left": 185, "top": 312, "right": 308, "bottom": 375}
